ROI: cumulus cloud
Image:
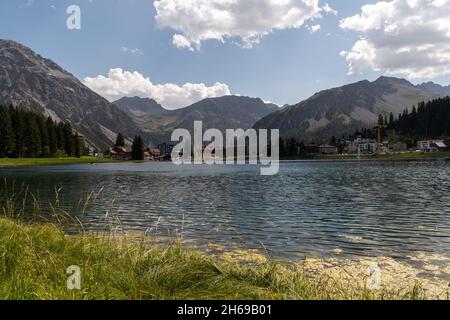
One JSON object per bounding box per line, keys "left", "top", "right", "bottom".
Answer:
{"left": 340, "top": 0, "right": 450, "bottom": 79}
{"left": 154, "top": 0, "right": 336, "bottom": 50}
{"left": 83, "top": 68, "right": 232, "bottom": 110}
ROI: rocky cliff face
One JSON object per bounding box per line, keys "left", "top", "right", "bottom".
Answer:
{"left": 0, "top": 40, "right": 141, "bottom": 150}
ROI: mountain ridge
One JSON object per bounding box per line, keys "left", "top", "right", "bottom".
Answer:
{"left": 114, "top": 95, "right": 279, "bottom": 144}
{"left": 254, "top": 76, "right": 450, "bottom": 143}
{"left": 0, "top": 39, "right": 142, "bottom": 150}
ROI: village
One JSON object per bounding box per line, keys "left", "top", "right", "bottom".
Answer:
{"left": 104, "top": 143, "right": 174, "bottom": 161}
{"left": 310, "top": 138, "right": 450, "bottom": 156}
{"left": 101, "top": 136, "right": 450, "bottom": 162}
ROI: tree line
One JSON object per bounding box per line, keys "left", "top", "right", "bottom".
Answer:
{"left": 386, "top": 97, "right": 450, "bottom": 139}
{"left": 351, "top": 96, "right": 450, "bottom": 146}
{"left": 0, "top": 105, "right": 87, "bottom": 158}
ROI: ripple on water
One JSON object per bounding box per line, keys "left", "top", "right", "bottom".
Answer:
{"left": 1, "top": 161, "right": 450, "bottom": 262}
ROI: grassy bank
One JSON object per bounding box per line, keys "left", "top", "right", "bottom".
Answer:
{"left": 0, "top": 218, "right": 433, "bottom": 300}
{"left": 0, "top": 157, "right": 111, "bottom": 168}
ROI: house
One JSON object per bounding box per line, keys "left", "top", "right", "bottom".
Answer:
{"left": 417, "top": 140, "right": 447, "bottom": 152}
{"left": 318, "top": 145, "right": 338, "bottom": 155}
{"left": 345, "top": 138, "right": 377, "bottom": 154}
{"left": 105, "top": 146, "right": 132, "bottom": 161}
{"left": 434, "top": 141, "right": 448, "bottom": 151}
{"left": 358, "top": 139, "right": 377, "bottom": 154}
{"left": 144, "top": 147, "right": 161, "bottom": 160}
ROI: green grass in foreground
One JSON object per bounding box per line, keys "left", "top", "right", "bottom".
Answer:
{"left": 0, "top": 157, "right": 111, "bottom": 168}
{"left": 0, "top": 218, "right": 428, "bottom": 300}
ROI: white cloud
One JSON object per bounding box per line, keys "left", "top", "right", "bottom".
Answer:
{"left": 83, "top": 68, "right": 232, "bottom": 110}
{"left": 323, "top": 3, "right": 338, "bottom": 15}
{"left": 307, "top": 24, "right": 321, "bottom": 33}
{"left": 340, "top": 0, "right": 450, "bottom": 79}
{"left": 172, "top": 34, "right": 194, "bottom": 51}
{"left": 121, "top": 47, "right": 144, "bottom": 56}
{"left": 154, "top": 0, "right": 336, "bottom": 50}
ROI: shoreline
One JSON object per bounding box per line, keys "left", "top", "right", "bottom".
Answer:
{"left": 310, "top": 151, "right": 450, "bottom": 161}
{"left": 0, "top": 218, "right": 448, "bottom": 300}
{"left": 0, "top": 157, "right": 115, "bottom": 168}
{"left": 0, "top": 153, "right": 449, "bottom": 169}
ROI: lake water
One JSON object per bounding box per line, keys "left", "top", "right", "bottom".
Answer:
{"left": 1, "top": 160, "right": 450, "bottom": 261}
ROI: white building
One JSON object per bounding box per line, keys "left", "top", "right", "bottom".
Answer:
{"left": 345, "top": 138, "right": 377, "bottom": 154}
{"left": 356, "top": 138, "right": 377, "bottom": 154}
{"left": 417, "top": 140, "right": 446, "bottom": 152}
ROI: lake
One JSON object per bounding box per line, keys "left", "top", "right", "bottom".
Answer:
{"left": 1, "top": 160, "right": 450, "bottom": 261}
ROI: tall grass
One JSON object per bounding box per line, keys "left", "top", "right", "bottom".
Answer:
{"left": 0, "top": 217, "right": 432, "bottom": 300}
{"left": 0, "top": 182, "right": 432, "bottom": 300}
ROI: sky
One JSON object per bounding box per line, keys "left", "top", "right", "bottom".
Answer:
{"left": 1, "top": 0, "right": 450, "bottom": 109}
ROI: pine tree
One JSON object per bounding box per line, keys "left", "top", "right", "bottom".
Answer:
{"left": 0, "top": 105, "right": 87, "bottom": 158}
{"left": 46, "top": 117, "right": 58, "bottom": 157}
{"left": 24, "top": 117, "right": 42, "bottom": 157}
{"left": 36, "top": 116, "right": 50, "bottom": 157}
{"left": 378, "top": 114, "right": 384, "bottom": 126}
{"left": 0, "top": 106, "right": 15, "bottom": 157}
{"left": 11, "top": 107, "right": 25, "bottom": 157}
{"left": 115, "top": 133, "right": 126, "bottom": 147}
{"left": 73, "top": 133, "right": 85, "bottom": 158}
{"left": 389, "top": 97, "right": 450, "bottom": 142}
{"left": 63, "top": 122, "right": 74, "bottom": 156}
{"left": 56, "top": 122, "right": 65, "bottom": 152}
{"left": 389, "top": 112, "right": 394, "bottom": 127}
{"left": 131, "top": 135, "right": 144, "bottom": 160}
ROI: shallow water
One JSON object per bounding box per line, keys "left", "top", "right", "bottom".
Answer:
{"left": 1, "top": 160, "right": 450, "bottom": 261}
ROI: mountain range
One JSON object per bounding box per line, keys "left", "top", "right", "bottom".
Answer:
{"left": 114, "top": 96, "right": 279, "bottom": 143}
{"left": 254, "top": 76, "right": 450, "bottom": 143}
{"left": 1, "top": 39, "right": 450, "bottom": 149}
{"left": 0, "top": 39, "right": 279, "bottom": 148}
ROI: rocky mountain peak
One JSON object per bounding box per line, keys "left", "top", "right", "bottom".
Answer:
{"left": 0, "top": 39, "right": 142, "bottom": 150}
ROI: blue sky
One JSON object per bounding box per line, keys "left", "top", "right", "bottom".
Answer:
{"left": 1, "top": 0, "right": 450, "bottom": 109}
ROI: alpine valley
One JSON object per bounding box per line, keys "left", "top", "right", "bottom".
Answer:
{"left": 2, "top": 39, "right": 450, "bottom": 148}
